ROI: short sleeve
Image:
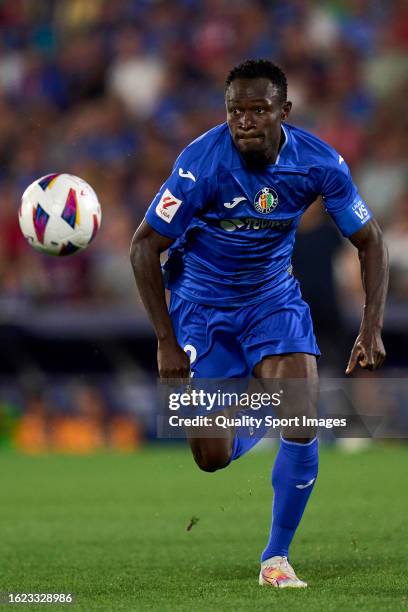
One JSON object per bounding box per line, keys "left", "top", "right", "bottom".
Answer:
{"left": 321, "top": 160, "right": 373, "bottom": 237}
{"left": 145, "top": 147, "right": 211, "bottom": 239}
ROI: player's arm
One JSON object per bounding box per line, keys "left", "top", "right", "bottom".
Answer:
{"left": 319, "top": 156, "right": 389, "bottom": 373}
{"left": 130, "top": 219, "right": 190, "bottom": 379}
{"left": 345, "top": 219, "right": 389, "bottom": 374}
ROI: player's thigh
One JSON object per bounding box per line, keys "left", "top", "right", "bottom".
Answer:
{"left": 254, "top": 353, "right": 319, "bottom": 440}
{"left": 253, "top": 352, "right": 318, "bottom": 379}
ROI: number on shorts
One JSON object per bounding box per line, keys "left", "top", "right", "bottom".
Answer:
{"left": 183, "top": 344, "right": 197, "bottom": 364}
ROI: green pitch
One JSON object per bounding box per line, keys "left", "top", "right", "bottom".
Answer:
{"left": 0, "top": 444, "right": 407, "bottom": 611}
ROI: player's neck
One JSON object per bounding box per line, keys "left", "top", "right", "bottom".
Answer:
{"left": 265, "top": 127, "right": 286, "bottom": 165}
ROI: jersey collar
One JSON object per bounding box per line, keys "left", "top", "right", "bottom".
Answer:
{"left": 275, "top": 125, "right": 289, "bottom": 165}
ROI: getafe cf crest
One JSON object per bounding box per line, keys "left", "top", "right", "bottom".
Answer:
{"left": 254, "top": 187, "right": 278, "bottom": 214}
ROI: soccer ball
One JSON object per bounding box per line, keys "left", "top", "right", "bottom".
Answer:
{"left": 19, "top": 173, "right": 102, "bottom": 256}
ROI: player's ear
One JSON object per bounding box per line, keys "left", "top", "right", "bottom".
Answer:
{"left": 281, "top": 101, "right": 292, "bottom": 121}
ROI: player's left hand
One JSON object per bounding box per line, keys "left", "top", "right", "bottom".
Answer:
{"left": 346, "top": 327, "right": 386, "bottom": 374}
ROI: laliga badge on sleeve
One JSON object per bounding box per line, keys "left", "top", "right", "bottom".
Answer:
{"left": 155, "top": 189, "right": 182, "bottom": 223}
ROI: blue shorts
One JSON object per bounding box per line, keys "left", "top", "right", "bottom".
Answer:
{"left": 169, "top": 274, "right": 320, "bottom": 378}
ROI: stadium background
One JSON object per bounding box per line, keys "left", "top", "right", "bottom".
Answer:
{"left": 0, "top": 0, "right": 407, "bottom": 450}
{"left": 0, "top": 3, "right": 407, "bottom": 610}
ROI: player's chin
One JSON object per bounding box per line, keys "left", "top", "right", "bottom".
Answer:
{"left": 237, "top": 136, "right": 264, "bottom": 150}
{"left": 238, "top": 146, "right": 269, "bottom": 169}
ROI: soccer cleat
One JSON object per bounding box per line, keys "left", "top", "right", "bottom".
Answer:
{"left": 259, "top": 556, "right": 307, "bottom": 588}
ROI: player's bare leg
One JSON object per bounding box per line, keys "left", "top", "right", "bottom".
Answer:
{"left": 253, "top": 352, "right": 318, "bottom": 441}
{"left": 187, "top": 353, "right": 318, "bottom": 467}
{"left": 186, "top": 415, "right": 235, "bottom": 472}
{"left": 185, "top": 377, "right": 275, "bottom": 472}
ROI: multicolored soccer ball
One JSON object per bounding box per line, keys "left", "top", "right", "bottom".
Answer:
{"left": 19, "top": 173, "right": 102, "bottom": 256}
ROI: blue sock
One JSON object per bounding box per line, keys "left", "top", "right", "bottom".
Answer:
{"left": 261, "top": 437, "right": 318, "bottom": 562}
{"left": 230, "top": 431, "right": 264, "bottom": 461}
{"left": 230, "top": 411, "right": 272, "bottom": 461}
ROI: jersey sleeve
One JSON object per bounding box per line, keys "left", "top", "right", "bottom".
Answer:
{"left": 320, "top": 159, "right": 373, "bottom": 237}
{"left": 145, "top": 146, "right": 212, "bottom": 239}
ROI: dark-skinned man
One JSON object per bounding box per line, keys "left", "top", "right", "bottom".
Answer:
{"left": 130, "top": 59, "right": 388, "bottom": 588}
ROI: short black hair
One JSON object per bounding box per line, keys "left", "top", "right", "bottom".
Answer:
{"left": 225, "top": 59, "right": 287, "bottom": 102}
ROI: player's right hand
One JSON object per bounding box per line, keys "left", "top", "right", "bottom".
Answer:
{"left": 157, "top": 338, "right": 191, "bottom": 380}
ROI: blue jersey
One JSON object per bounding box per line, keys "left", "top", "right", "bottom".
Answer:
{"left": 145, "top": 122, "right": 372, "bottom": 306}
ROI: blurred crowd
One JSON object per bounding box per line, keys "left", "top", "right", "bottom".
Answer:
{"left": 0, "top": 0, "right": 407, "bottom": 312}
{"left": 0, "top": 374, "right": 156, "bottom": 452}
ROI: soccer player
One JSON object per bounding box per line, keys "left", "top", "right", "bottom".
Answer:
{"left": 130, "top": 60, "right": 388, "bottom": 588}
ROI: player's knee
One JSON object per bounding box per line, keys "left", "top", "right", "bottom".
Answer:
{"left": 192, "top": 447, "right": 231, "bottom": 473}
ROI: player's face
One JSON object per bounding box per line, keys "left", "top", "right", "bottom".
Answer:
{"left": 226, "top": 78, "right": 292, "bottom": 168}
